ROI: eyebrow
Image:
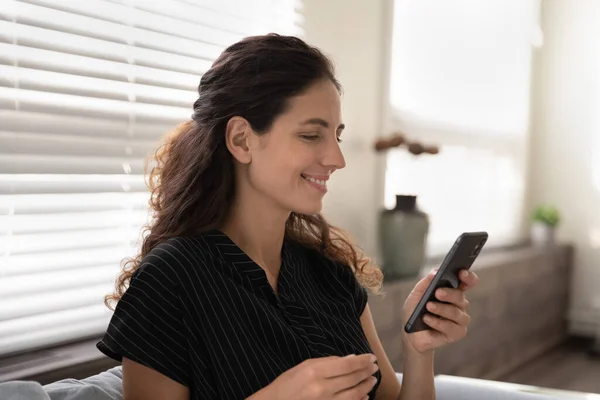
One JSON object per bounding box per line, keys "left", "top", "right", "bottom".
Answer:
{"left": 300, "top": 118, "right": 345, "bottom": 131}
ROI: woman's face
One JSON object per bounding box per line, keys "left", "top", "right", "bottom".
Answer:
{"left": 246, "top": 79, "right": 346, "bottom": 215}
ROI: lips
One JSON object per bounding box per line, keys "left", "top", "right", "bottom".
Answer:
{"left": 301, "top": 174, "right": 327, "bottom": 187}
{"left": 301, "top": 174, "right": 328, "bottom": 193}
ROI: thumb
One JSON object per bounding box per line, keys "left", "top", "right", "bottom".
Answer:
{"left": 411, "top": 269, "right": 437, "bottom": 295}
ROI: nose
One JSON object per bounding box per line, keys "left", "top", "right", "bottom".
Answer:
{"left": 322, "top": 137, "right": 346, "bottom": 171}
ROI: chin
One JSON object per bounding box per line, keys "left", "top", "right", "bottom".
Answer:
{"left": 290, "top": 200, "right": 323, "bottom": 216}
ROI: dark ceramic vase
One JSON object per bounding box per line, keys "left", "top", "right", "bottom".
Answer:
{"left": 378, "top": 195, "right": 429, "bottom": 280}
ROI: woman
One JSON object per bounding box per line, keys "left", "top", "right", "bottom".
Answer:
{"left": 98, "top": 33, "right": 478, "bottom": 400}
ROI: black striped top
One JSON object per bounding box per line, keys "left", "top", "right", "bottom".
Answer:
{"left": 97, "top": 230, "right": 382, "bottom": 399}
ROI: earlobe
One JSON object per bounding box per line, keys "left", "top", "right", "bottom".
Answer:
{"left": 225, "top": 116, "right": 252, "bottom": 164}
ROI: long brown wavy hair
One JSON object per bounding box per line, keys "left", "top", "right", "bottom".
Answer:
{"left": 105, "top": 33, "right": 383, "bottom": 310}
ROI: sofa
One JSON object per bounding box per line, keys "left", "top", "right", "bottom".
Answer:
{"left": 0, "top": 366, "right": 564, "bottom": 399}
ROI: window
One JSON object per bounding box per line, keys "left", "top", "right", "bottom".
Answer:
{"left": 384, "top": 0, "right": 538, "bottom": 256}
{"left": 0, "top": 0, "right": 303, "bottom": 357}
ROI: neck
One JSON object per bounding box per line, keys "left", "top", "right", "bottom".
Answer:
{"left": 221, "top": 185, "right": 290, "bottom": 276}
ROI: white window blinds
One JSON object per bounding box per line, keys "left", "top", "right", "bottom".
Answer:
{"left": 0, "top": 0, "right": 303, "bottom": 357}
{"left": 384, "top": 0, "right": 536, "bottom": 256}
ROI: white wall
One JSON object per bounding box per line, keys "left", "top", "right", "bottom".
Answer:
{"left": 528, "top": 0, "right": 600, "bottom": 333}
{"left": 302, "top": 0, "right": 388, "bottom": 259}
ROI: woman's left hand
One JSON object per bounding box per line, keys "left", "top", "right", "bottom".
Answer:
{"left": 402, "top": 269, "right": 479, "bottom": 355}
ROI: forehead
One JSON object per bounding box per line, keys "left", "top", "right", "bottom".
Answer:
{"left": 280, "top": 80, "right": 342, "bottom": 122}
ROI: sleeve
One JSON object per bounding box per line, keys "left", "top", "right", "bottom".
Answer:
{"left": 334, "top": 262, "right": 369, "bottom": 317}
{"left": 97, "top": 243, "right": 192, "bottom": 387}
{"left": 313, "top": 249, "right": 369, "bottom": 318}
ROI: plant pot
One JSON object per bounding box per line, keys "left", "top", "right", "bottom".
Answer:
{"left": 530, "top": 221, "right": 556, "bottom": 247}
{"left": 378, "top": 195, "right": 429, "bottom": 280}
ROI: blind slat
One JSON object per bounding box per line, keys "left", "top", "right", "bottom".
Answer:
{"left": 0, "top": 131, "right": 156, "bottom": 160}
{"left": 2, "top": 210, "right": 148, "bottom": 235}
{"left": 0, "top": 110, "right": 174, "bottom": 140}
{"left": 0, "top": 314, "right": 112, "bottom": 356}
{"left": 0, "top": 65, "right": 196, "bottom": 107}
{"left": 0, "top": 87, "right": 189, "bottom": 122}
{"left": 4, "top": 247, "right": 136, "bottom": 277}
{"left": 0, "top": 154, "right": 145, "bottom": 174}
{"left": 0, "top": 175, "right": 149, "bottom": 195}
{"left": 0, "top": 305, "right": 109, "bottom": 340}
{"left": 3, "top": 228, "right": 142, "bottom": 255}
{"left": 0, "top": 43, "right": 199, "bottom": 90}
{"left": 2, "top": 265, "right": 121, "bottom": 297}
{"left": 0, "top": 192, "right": 149, "bottom": 213}
{"left": 0, "top": 284, "right": 112, "bottom": 321}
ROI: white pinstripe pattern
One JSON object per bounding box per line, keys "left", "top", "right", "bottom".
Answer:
{"left": 97, "top": 231, "right": 381, "bottom": 399}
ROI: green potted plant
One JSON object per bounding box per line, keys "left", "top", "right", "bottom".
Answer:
{"left": 531, "top": 204, "right": 560, "bottom": 246}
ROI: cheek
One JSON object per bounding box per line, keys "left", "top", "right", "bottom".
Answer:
{"left": 250, "top": 153, "right": 301, "bottom": 191}
{"left": 248, "top": 138, "right": 318, "bottom": 192}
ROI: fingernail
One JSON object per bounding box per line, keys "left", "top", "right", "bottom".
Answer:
{"left": 430, "top": 268, "right": 438, "bottom": 275}
{"left": 427, "top": 302, "right": 437, "bottom": 311}
{"left": 461, "top": 270, "right": 469, "bottom": 277}
{"left": 345, "top": 354, "right": 356, "bottom": 357}
{"left": 437, "top": 289, "right": 446, "bottom": 297}
{"left": 370, "top": 354, "right": 377, "bottom": 362}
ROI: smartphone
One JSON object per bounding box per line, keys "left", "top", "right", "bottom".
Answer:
{"left": 404, "top": 231, "right": 488, "bottom": 334}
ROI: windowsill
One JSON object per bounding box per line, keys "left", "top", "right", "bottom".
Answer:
{"left": 0, "top": 337, "right": 119, "bottom": 385}
{"left": 424, "top": 239, "right": 531, "bottom": 266}
{"left": 381, "top": 240, "right": 570, "bottom": 285}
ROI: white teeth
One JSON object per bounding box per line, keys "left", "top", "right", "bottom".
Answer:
{"left": 303, "top": 175, "right": 327, "bottom": 187}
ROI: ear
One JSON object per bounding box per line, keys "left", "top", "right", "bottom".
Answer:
{"left": 225, "top": 116, "right": 253, "bottom": 164}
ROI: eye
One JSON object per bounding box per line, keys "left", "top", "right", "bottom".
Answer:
{"left": 300, "top": 134, "right": 320, "bottom": 141}
{"left": 336, "top": 129, "right": 344, "bottom": 143}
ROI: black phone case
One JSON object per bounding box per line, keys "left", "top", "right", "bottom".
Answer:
{"left": 404, "top": 231, "right": 488, "bottom": 334}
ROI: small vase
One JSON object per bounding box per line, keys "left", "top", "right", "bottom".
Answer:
{"left": 530, "top": 221, "right": 555, "bottom": 247}
{"left": 378, "top": 195, "right": 429, "bottom": 280}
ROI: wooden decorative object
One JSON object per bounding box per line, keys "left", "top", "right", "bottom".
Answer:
{"left": 374, "top": 132, "right": 439, "bottom": 156}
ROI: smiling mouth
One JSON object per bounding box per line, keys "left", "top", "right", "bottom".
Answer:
{"left": 301, "top": 174, "right": 327, "bottom": 189}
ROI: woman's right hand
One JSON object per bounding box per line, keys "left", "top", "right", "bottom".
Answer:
{"left": 252, "top": 353, "right": 379, "bottom": 400}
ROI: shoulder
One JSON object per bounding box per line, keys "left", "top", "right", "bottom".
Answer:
{"left": 134, "top": 236, "right": 213, "bottom": 286}
{"left": 144, "top": 236, "right": 208, "bottom": 262}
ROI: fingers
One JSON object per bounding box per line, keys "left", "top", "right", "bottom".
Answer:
{"left": 458, "top": 269, "right": 479, "bottom": 290}
{"left": 422, "top": 313, "right": 467, "bottom": 342}
{"left": 426, "top": 301, "right": 470, "bottom": 326}
{"left": 328, "top": 362, "right": 379, "bottom": 398}
{"left": 435, "top": 287, "right": 469, "bottom": 311}
{"left": 426, "top": 286, "right": 471, "bottom": 344}
{"left": 333, "top": 374, "right": 378, "bottom": 400}
{"left": 318, "top": 354, "right": 377, "bottom": 379}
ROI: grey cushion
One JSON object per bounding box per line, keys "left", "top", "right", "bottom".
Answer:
{"left": 397, "top": 373, "right": 557, "bottom": 400}
{"left": 0, "top": 380, "right": 51, "bottom": 400}
{"left": 43, "top": 367, "right": 123, "bottom": 400}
